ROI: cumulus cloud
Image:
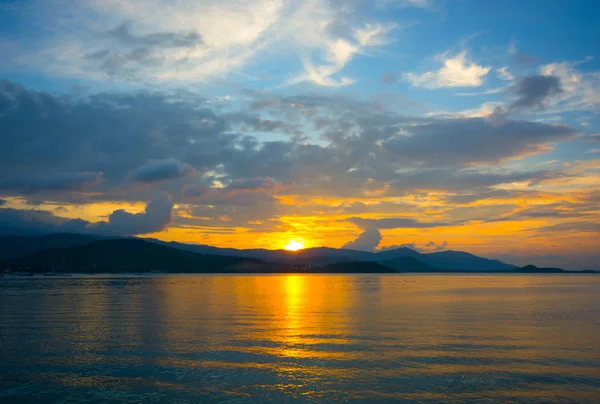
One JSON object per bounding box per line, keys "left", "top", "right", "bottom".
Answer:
{"left": 404, "top": 51, "right": 491, "bottom": 88}
{"left": 342, "top": 227, "right": 382, "bottom": 251}
{"left": 0, "top": 171, "right": 103, "bottom": 194}
{"left": 91, "top": 192, "right": 174, "bottom": 235}
{"left": 342, "top": 217, "right": 453, "bottom": 252}
{"left": 131, "top": 159, "right": 194, "bottom": 183}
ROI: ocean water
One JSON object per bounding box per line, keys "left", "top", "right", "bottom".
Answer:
{"left": 1, "top": 274, "right": 599, "bottom": 403}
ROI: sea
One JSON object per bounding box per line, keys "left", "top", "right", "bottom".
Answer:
{"left": 1, "top": 274, "right": 599, "bottom": 403}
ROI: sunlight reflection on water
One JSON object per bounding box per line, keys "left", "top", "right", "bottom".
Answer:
{"left": 1, "top": 274, "right": 600, "bottom": 403}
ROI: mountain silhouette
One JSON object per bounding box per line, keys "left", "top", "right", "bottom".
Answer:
{"left": 10, "top": 238, "right": 270, "bottom": 273}
{"left": 1, "top": 233, "right": 593, "bottom": 273}
{"left": 378, "top": 256, "right": 436, "bottom": 272}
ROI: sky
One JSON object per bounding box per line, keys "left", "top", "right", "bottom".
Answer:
{"left": 0, "top": 0, "right": 599, "bottom": 269}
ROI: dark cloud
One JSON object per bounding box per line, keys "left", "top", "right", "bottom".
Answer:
{"left": 381, "top": 73, "right": 399, "bottom": 85}
{"left": 512, "top": 53, "right": 538, "bottom": 65}
{"left": 425, "top": 240, "right": 448, "bottom": 251}
{"left": 90, "top": 192, "right": 173, "bottom": 235}
{"left": 486, "top": 205, "right": 590, "bottom": 223}
{"left": 132, "top": 159, "right": 193, "bottom": 183}
{"left": 227, "top": 177, "right": 277, "bottom": 191}
{"left": 0, "top": 192, "right": 173, "bottom": 236}
{"left": 0, "top": 172, "right": 103, "bottom": 194}
{"left": 0, "top": 80, "right": 586, "bottom": 234}
{"left": 342, "top": 228, "right": 382, "bottom": 251}
{"left": 388, "top": 169, "right": 568, "bottom": 193}
{"left": 382, "top": 119, "right": 576, "bottom": 167}
{"left": 443, "top": 189, "right": 545, "bottom": 204}
{"left": 0, "top": 80, "right": 231, "bottom": 192}
{"left": 348, "top": 216, "right": 451, "bottom": 229}
{"left": 83, "top": 21, "right": 205, "bottom": 81}
{"left": 534, "top": 221, "right": 600, "bottom": 233}
{"left": 0, "top": 208, "right": 88, "bottom": 235}
{"left": 108, "top": 20, "right": 203, "bottom": 49}
{"left": 377, "top": 240, "right": 448, "bottom": 253}
{"left": 510, "top": 75, "right": 563, "bottom": 110}
{"left": 377, "top": 242, "right": 416, "bottom": 251}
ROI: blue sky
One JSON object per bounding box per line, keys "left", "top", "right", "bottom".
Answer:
{"left": 1, "top": 0, "right": 599, "bottom": 268}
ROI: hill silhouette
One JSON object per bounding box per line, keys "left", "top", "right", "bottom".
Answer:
{"left": 0, "top": 233, "right": 103, "bottom": 261}
{"left": 2, "top": 233, "right": 595, "bottom": 273}
{"left": 378, "top": 256, "right": 436, "bottom": 272}
{"left": 11, "top": 238, "right": 270, "bottom": 273}
{"left": 514, "top": 264, "right": 566, "bottom": 273}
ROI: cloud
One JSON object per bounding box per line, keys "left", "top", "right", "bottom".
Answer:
{"left": 0, "top": 192, "right": 173, "bottom": 236}
{"left": 10, "top": 1, "right": 395, "bottom": 86}
{"left": 91, "top": 192, "right": 173, "bottom": 235}
{"left": 538, "top": 59, "right": 600, "bottom": 113}
{"left": 0, "top": 171, "right": 103, "bottom": 194}
{"left": 454, "top": 89, "right": 503, "bottom": 97}
{"left": 227, "top": 177, "right": 278, "bottom": 191}
{"left": 286, "top": 22, "right": 394, "bottom": 87}
{"left": 342, "top": 227, "right": 382, "bottom": 251}
{"left": 381, "top": 119, "right": 578, "bottom": 167}
{"left": 535, "top": 221, "right": 600, "bottom": 233}
{"left": 497, "top": 66, "right": 514, "bottom": 81}
{"left": 425, "top": 240, "right": 447, "bottom": 251}
{"left": 131, "top": 159, "right": 194, "bottom": 183}
{"left": 513, "top": 53, "right": 537, "bottom": 65}
{"left": 381, "top": 72, "right": 399, "bottom": 85}
{"left": 0, "top": 81, "right": 581, "bottom": 205}
{"left": 0, "top": 80, "right": 230, "bottom": 189}
{"left": 510, "top": 75, "right": 563, "bottom": 110}
{"left": 348, "top": 216, "right": 450, "bottom": 229}
{"left": 0, "top": 208, "right": 87, "bottom": 235}
{"left": 404, "top": 51, "right": 491, "bottom": 88}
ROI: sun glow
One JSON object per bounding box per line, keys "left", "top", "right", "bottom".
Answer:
{"left": 284, "top": 239, "right": 305, "bottom": 251}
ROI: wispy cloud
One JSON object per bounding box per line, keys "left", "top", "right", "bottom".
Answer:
{"left": 497, "top": 66, "right": 514, "bottom": 81}
{"left": 539, "top": 57, "right": 600, "bottom": 113}
{"left": 11, "top": 0, "right": 395, "bottom": 87}
{"left": 285, "top": 22, "right": 395, "bottom": 87}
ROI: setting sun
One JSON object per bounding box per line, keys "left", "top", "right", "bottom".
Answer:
{"left": 283, "top": 239, "right": 305, "bottom": 251}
